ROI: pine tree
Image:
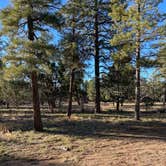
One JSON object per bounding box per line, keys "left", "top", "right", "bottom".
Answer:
{"left": 80, "top": 0, "right": 113, "bottom": 113}
{"left": 0, "top": 0, "right": 60, "bottom": 131}
{"left": 101, "top": 61, "right": 135, "bottom": 111}
{"left": 158, "top": 44, "right": 166, "bottom": 77}
{"left": 110, "top": 0, "right": 164, "bottom": 120}
{"left": 60, "top": 0, "right": 89, "bottom": 118}
{"left": 157, "top": 43, "right": 166, "bottom": 108}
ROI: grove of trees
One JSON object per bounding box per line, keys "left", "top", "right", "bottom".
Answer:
{"left": 0, "top": 0, "right": 165, "bottom": 131}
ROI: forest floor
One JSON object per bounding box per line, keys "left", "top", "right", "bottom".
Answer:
{"left": 0, "top": 103, "right": 166, "bottom": 166}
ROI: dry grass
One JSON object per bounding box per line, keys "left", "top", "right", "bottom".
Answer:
{"left": 0, "top": 103, "right": 166, "bottom": 166}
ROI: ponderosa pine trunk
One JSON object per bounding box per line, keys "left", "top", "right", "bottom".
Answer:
{"left": 80, "top": 96, "right": 85, "bottom": 113}
{"left": 163, "top": 84, "right": 166, "bottom": 109}
{"left": 116, "top": 69, "right": 120, "bottom": 112}
{"left": 135, "top": 52, "right": 141, "bottom": 120}
{"left": 75, "top": 86, "right": 81, "bottom": 106}
{"left": 135, "top": 2, "right": 141, "bottom": 120}
{"left": 67, "top": 15, "right": 77, "bottom": 118}
{"left": 31, "top": 71, "right": 43, "bottom": 131}
{"left": 28, "top": 15, "right": 43, "bottom": 131}
{"left": 94, "top": 0, "right": 101, "bottom": 113}
{"left": 6, "top": 102, "right": 9, "bottom": 109}
{"left": 67, "top": 69, "right": 75, "bottom": 118}
{"left": 116, "top": 97, "right": 120, "bottom": 112}
{"left": 58, "top": 95, "right": 62, "bottom": 112}
{"left": 51, "top": 100, "right": 56, "bottom": 113}
{"left": 48, "top": 99, "right": 55, "bottom": 113}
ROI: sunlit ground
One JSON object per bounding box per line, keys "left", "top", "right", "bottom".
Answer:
{"left": 0, "top": 103, "right": 166, "bottom": 166}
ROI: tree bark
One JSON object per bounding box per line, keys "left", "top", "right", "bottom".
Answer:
{"left": 163, "top": 84, "right": 166, "bottom": 109}
{"left": 48, "top": 99, "right": 55, "bottom": 113}
{"left": 51, "top": 99, "right": 56, "bottom": 113}
{"left": 116, "top": 97, "right": 120, "bottom": 112}
{"left": 6, "top": 102, "right": 9, "bottom": 109}
{"left": 135, "top": 39, "right": 141, "bottom": 120}
{"left": 116, "top": 69, "right": 120, "bottom": 112}
{"left": 67, "top": 15, "right": 77, "bottom": 118}
{"left": 94, "top": 0, "right": 101, "bottom": 113}
{"left": 80, "top": 97, "right": 85, "bottom": 113}
{"left": 80, "top": 94, "right": 85, "bottom": 113}
{"left": 75, "top": 86, "right": 81, "bottom": 106}
{"left": 28, "top": 15, "right": 43, "bottom": 131}
{"left": 135, "top": 2, "right": 141, "bottom": 120}
{"left": 58, "top": 95, "right": 62, "bottom": 112}
{"left": 67, "top": 69, "right": 75, "bottom": 118}
{"left": 31, "top": 71, "right": 43, "bottom": 131}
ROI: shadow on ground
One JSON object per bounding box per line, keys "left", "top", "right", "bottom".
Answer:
{"left": 0, "top": 154, "right": 71, "bottom": 166}
{"left": 0, "top": 110, "right": 166, "bottom": 141}
{"left": 44, "top": 117, "right": 166, "bottom": 141}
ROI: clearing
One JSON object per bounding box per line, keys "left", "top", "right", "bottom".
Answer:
{"left": 0, "top": 103, "right": 166, "bottom": 166}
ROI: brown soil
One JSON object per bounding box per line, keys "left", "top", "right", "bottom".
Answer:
{"left": 0, "top": 104, "right": 166, "bottom": 166}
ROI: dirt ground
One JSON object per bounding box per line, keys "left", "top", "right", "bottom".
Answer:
{"left": 2, "top": 137, "right": 166, "bottom": 166}
{"left": 0, "top": 103, "right": 166, "bottom": 166}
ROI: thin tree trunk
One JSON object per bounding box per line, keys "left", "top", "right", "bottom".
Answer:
{"left": 163, "top": 84, "right": 166, "bottom": 109}
{"left": 48, "top": 100, "right": 54, "bottom": 113}
{"left": 67, "top": 15, "right": 77, "bottom": 118}
{"left": 6, "top": 102, "right": 9, "bottom": 109}
{"left": 135, "top": 2, "right": 141, "bottom": 120}
{"left": 117, "top": 68, "right": 120, "bottom": 112}
{"left": 31, "top": 71, "right": 43, "bottom": 131}
{"left": 80, "top": 96, "right": 85, "bottom": 113}
{"left": 116, "top": 98, "right": 120, "bottom": 112}
{"left": 48, "top": 98, "right": 55, "bottom": 113}
{"left": 94, "top": 0, "right": 101, "bottom": 113}
{"left": 67, "top": 69, "right": 75, "bottom": 118}
{"left": 58, "top": 95, "right": 62, "bottom": 112}
{"left": 51, "top": 99, "right": 56, "bottom": 113}
{"left": 75, "top": 86, "right": 81, "bottom": 106}
{"left": 135, "top": 42, "right": 141, "bottom": 120}
{"left": 28, "top": 15, "right": 43, "bottom": 131}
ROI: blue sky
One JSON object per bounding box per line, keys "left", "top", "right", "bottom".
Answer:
{"left": 0, "top": 0, "right": 166, "bottom": 80}
{"left": 0, "top": 0, "right": 9, "bottom": 8}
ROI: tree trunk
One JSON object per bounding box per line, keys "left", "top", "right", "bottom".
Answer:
{"left": 80, "top": 96, "right": 85, "bottom": 113}
{"left": 75, "top": 87, "right": 81, "bottom": 106}
{"left": 58, "top": 95, "right": 62, "bottom": 112}
{"left": 116, "top": 69, "right": 120, "bottom": 112}
{"left": 31, "top": 71, "right": 43, "bottom": 131}
{"left": 163, "top": 84, "right": 166, "bottom": 109}
{"left": 67, "top": 14, "right": 77, "bottom": 118}
{"left": 6, "top": 102, "right": 9, "bottom": 109}
{"left": 94, "top": 0, "right": 101, "bottom": 113}
{"left": 51, "top": 99, "right": 56, "bottom": 113}
{"left": 48, "top": 98, "right": 55, "bottom": 113}
{"left": 135, "top": 43, "right": 141, "bottom": 120}
{"left": 135, "top": 2, "right": 141, "bottom": 120}
{"left": 48, "top": 100, "right": 55, "bottom": 113}
{"left": 116, "top": 97, "right": 120, "bottom": 112}
{"left": 28, "top": 15, "right": 43, "bottom": 131}
{"left": 67, "top": 69, "right": 75, "bottom": 118}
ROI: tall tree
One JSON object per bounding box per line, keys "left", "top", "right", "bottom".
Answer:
{"left": 157, "top": 43, "right": 166, "bottom": 108}
{"left": 110, "top": 0, "right": 164, "bottom": 120}
{"left": 94, "top": 0, "right": 101, "bottom": 113}
{"left": 158, "top": 43, "right": 166, "bottom": 77}
{"left": 102, "top": 63, "right": 135, "bottom": 111}
{"left": 0, "top": 0, "right": 60, "bottom": 131}
{"left": 60, "top": 0, "right": 88, "bottom": 118}
{"left": 80, "top": 0, "right": 112, "bottom": 113}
